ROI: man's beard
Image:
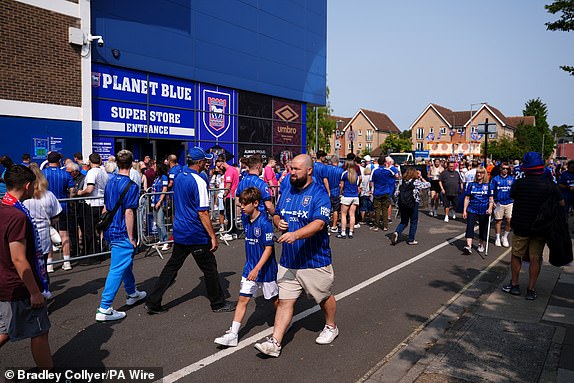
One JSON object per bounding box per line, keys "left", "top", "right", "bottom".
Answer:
{"left": 290, "top": 174, "right": 307, "bottom": 189}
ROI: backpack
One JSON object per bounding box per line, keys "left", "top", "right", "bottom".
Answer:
{"left": 398, "top": 180, "right": 416, "bottom": 209}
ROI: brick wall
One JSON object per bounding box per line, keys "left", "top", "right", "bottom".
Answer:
{"left": 0, "top": 0, "right": 81, "bottom": 107}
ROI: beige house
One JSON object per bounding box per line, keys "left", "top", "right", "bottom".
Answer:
{"left": 410, "top": 103, "right": 535, "bottom": 157}
{"left": 329, "top": 109, "right": 400, "bottom": 157}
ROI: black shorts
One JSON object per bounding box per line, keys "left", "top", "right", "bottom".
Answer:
{"left": 443, "top": 195, "right": 458, "bottom": 209}
{"left": 330, "top": 195, "right": 341, "bottom": 212}
{"left": 430, "top": 180, "right": 441, "bottom": 193}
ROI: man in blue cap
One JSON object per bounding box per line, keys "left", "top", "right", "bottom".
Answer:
{"left": 502, "top": 152, "right": 564, "bottom": 301}
{"left": 145, "top": 147, "right": 236, "bottom": 314}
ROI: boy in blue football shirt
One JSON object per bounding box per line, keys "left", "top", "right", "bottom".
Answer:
{"left": 214, "top": 187, "right": 278, "bottom": 347}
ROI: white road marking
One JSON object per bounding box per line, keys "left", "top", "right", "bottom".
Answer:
{"left": 159, "top": 233, "right": 467, "bottom": 383}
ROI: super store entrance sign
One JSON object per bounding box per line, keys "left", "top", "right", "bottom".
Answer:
{"left": 92, "top": 64, "right": 195, "bottom": 140}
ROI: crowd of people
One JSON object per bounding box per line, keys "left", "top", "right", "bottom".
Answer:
{"left": 0, "top": 146, "right": 571, "bottom": 367}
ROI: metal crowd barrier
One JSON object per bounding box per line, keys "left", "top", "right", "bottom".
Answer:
{"left": 50, "top": 195, "right": 111, "bottom": 266}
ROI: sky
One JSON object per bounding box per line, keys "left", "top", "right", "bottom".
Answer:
{"left": 327, "top": 0, "right": 574, "bottom": 132}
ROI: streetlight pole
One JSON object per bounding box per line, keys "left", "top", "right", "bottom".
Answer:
{"left": 469, "top": 102, "right": 487, "bottom": 159}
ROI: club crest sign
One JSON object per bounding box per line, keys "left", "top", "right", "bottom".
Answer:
{"left": 202, "top": 89, "right": 231, "bottom": 138}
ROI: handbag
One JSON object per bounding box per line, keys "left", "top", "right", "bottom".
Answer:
{"left": 96, "top": 181, "right": 133, "bottom": 233}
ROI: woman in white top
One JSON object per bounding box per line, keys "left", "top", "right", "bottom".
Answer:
{"left": 24, "top": 164, "right": 63, "bottom": 297}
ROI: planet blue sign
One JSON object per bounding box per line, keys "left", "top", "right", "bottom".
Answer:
{"left": 92, "top": 64, "right": 195, "bottom": 140}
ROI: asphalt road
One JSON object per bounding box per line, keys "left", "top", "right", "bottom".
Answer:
{"left": 1, "top": 211, "right": 510, "bottom": 383}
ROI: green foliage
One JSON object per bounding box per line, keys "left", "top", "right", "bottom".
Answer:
{"left": 514, "top": 122, "right": 555, "bottom": 159}
{"left": 306, "top": 87, "right": 336, "bottom": 154}
{"left": 381, "top": 134, "right": 412, "bottom": 154}
{"left": 399, "top": 129, "right": 412, "bottom": 140}
{"left": 552, "top": 123, "right": 574, "bottom": 138}
{"left": 545, "top": 1, "right": 574, "bottom": 75}
{"left": 482, "top": 136, "right": 524, "bottom": 161}
{"left": 523, "top": 98, "right": 549, "bottom": 130}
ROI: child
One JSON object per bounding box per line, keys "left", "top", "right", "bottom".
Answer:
{"left": 214, "top": 187, "right": 278, "bottom": 347}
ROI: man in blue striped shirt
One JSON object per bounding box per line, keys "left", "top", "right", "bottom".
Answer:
{"left": 325, "top": 155, "right": 344, "bottom": 232}
{"left": 235, "top": 155, "right": 275, "bottom": 216}
{"left": 95, "top": 150, "right": 146, "bottom": 321}
{"left": 255, "top": 154, "right": 338, "bottom": 358}
{"left": 145, "top": 147, "right": 235, "bottom": 314}
{"left": 490, "top": 163, "right": 514, "bottom": 247}
{"left": 43, "top": 152, "right": 76, "bottom": 270}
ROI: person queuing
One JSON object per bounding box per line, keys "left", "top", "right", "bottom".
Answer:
{"left": 337, "top": 159, "right": 361, "bottom": 239}
{"left": 359, "top": 166, "right": 374, "bottom": 225}
{"left": 77, "top": 153, "right": 109, "bottom": 257}
{"left": 215, "top": 155, "right": 241, "bottom": 239}
{"left": 0, "top": 165, "right": 53, "bottom": 369}
{"left": 370, "top": 155, "right": 396, "bottom": 231}
{"left": 263, "top": 157, "right": 279, "bottom": 199}
{"left": 313, "top": 150, "right": 330, "bottom": 191}
{"left": 439, "top": 161, "right": 463, "bottom": 222}
{"left": 428, "top": 159, "right": 443, "bottom": 217}
{"left": 42, "top": 152, "right": 75, "bottom": 271}
{"left": 95, "top": 150, "right": 146, "bottom": 322}
{"left": 254, "top": 154, "right": 337, "bottom": 358}
{"left": 214, "top": 187, "right": 278, "bottom": 347}
{"left": 391, "top": 168, "right": 430, "bottom": 246}
{"left": 490, "top": 162, "right": 514, "bottom": 247}
{"left": 145, "top": 147, "right": 235, "bottom": 315}
{"left": 167, "top": 154, "right": 182, "bottom": 190}
{"left": 151, "top": 164, "right": 170, "bottom": 251}
{"left": 326, "top": 155, "right": 344, "bottom": 233}
{"left": 462, "top": 166, "right": 494, "bottom": 255}
{"left": 558, "top": 160, "right": 574, "bottom": 216}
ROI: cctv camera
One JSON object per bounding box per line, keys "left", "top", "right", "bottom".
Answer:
{"left": 97, "top": 37, "right": 104, "bottom": 47}
{"left": 86, "top": 34, "right": 104, "bottom": 47}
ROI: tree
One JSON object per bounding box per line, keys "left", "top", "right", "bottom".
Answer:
{"left": 399, "top": 129, "right": 412, "bottom": 140}
{"left": 552, "top": 123, "right": 574, "bottom": 139}
{"left": 520, "top": 98, "right": 555, "bottom": 158}
{"left": 306, "top": 87, "right": 336, "bottom": 154}
{"left": 381, "top": 133, "right": 412, "bottom": 154}
{"left": 483, "top": 136, "right": 523, "bottom": 161}
{"left": 545, "top": 0, "right": 574, "bottom": 76}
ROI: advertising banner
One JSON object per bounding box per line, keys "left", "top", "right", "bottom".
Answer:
{"left": 92, "top": 137, "right": 115, "bottom": 161}
{"left": 238, "top": 144, "right": 272, "bottom": 162}
{"left": 272, "top": 99, "right": 302, "bottom": 147}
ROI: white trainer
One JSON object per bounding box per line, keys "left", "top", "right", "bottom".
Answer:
{"left": 444, "top": 215, "right": 449, "bottom": 223}
{"left": 315, "top": 324, "right": 339, "bottom": 345}
{"left": 47, "top": 264, "right": 54, "bottom": 273}
{"left": 214, "top": 329, "right": 238, "bottom": 347}
{"left": 126, "top": 290, "right": 147, "bottom": 306}
{"left": 95, "top": 307, "right": 126, "bottom": 322}
{"left": 451, "top": 212, "right": 456, "bottom": 220}
{"left": 495, "top": 238, "right": 502, "bottom": 247}
{"left": 254, "top": 337, "right": 281, "bottom": 357}
{"left": 161, "top": 243, "right": 170, "bottom": 251}
{"left": 502, "top": 237, "right": 510, "bottom": 247}
{"left": 477, "top": 244, "right": 485, "bottom": 253}
{"left": 221, "top": 234, "right": 234, "bottom": 241}
{"left": 62, "top": 261, "right": 72, "bottom": 271}
{"left": 354, "top": 224, "right": 360, "bottom": 228}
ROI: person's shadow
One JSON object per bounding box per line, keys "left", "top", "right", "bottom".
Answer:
{"left": 53, "top": 321, "right": 115, "bottom": 369}
{"left": 47, "top": 277, "right": 106, "bottom": 314}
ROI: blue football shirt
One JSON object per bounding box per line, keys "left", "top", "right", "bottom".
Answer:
{"left": 169, "top": 164, "right": 182, "bottom": 183}
{"left": 241, "top": 213, "right": 277, "bottom": 282}
{"left": 172, "top": 169, "right": 211, "bottom": 245}
{"left": 313, "top": 162, "right": 327, "bottom": 190}
{"left": 341, "top": 170, "right": 360, "bottom": 197}
{"left": 43, "top": 166, "right": 74, "bottom": 212}
{"left": 325, "top": 164, "right": 345, "bottom": 197}
{"left": 371, "top": 167, "right": 396, "bottom": 196}
{"left": 151, "top": 175, "right": 168, "bottom": 205}
{"left": 275, "top": 179, "right": 331, "bottom": 269}
{"left": 103, "top": 175, "right": 139, "bottom": 242}
{"left": 465, "top": 182, "right": 491, "bottom": 214}
{"left": 235, "top": 174, "right": 272, "bottom": 213}
{"left": 490, "top": 175, "right": 514, "bottom": 205}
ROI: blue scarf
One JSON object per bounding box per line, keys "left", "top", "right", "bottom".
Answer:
{"left": 2, "top": 192, "right": 50, "bottom": 293}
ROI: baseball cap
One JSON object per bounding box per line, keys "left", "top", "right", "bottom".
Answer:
{"left": 364, "top": 155, "right": 372, "bottom": 162}
{"left": 187, "top": 147, "right": 213, "bottom": 161}
{"left": 47, "top": 152, "right": 62, "bottom": 163}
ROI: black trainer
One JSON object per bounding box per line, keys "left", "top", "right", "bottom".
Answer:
{"left": 144, "top": 303, "right": 169, "bottom": 315}
{"left": 525, "top": 289, "right": 537, "bottom": 300}
{"left": 212, "top": 301, "right": 236, "bottom": 313}
{"left": 502, "top": 283, "right": 521, "bottom": 296}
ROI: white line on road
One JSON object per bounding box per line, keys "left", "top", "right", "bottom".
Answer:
{"left": 160, "top": 233, "right": 467, "bottom": 383}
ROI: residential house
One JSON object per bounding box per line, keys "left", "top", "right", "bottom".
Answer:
{"left": 329, "top": 109, "right": 400, "bottom": 158}
{"left": 410, "top": 103, "right": 535, "bottom": 158}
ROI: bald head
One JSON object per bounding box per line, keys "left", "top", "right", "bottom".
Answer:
{"left": 293, "top": 154, "right": 313, "bottom": 170}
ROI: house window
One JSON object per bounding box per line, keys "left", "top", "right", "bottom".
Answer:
{"left": 416, "top": 142, "right": 424, "bottom": 151}
{"left": 358, "top": 130, "right": 362, "bottom": 136}
{"left": 416, "top": 128, "right": 424, "bottom": 140}
{"left": 366, "top": 130, "right": 373, "bottom": 141}
{"left": 366, "top": 143, "right": 372, "bottom": 152}
{"left": 348, "top": 143, "right": 352, "bottom": 150}
{"left": 429, "top": 127, "right": 434, "bottom": 133}
{"left": 358, "top": 143, "right": 362, "bottom": 149}
{"left": 440, "top": 127, "right": 446, "bottom": 135}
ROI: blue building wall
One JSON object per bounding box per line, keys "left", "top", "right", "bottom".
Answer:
{"left": 91, "top": 0, "right": 327, "bottom": 106}
{"left": 0, "top": 116, "right": 81, "bottom": 165}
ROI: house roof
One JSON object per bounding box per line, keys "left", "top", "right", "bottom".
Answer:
{"left": 412, "top": 103, "right": 531, "bottom": 131}
{"left": 360, "top": 109, "right": 401, "bottom": 134}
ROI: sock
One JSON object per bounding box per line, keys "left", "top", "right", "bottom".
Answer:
{"left": 231, "top": 321, "right": 241, "bottom": 334}
{"left": 503, "top": 231, "right": 509, "bottom": 239}
{"left": 496, "top": 234, "right": 500, "bottom": 240}
{"left": 63, "top": 255, "right": 70, "bottom": 261}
